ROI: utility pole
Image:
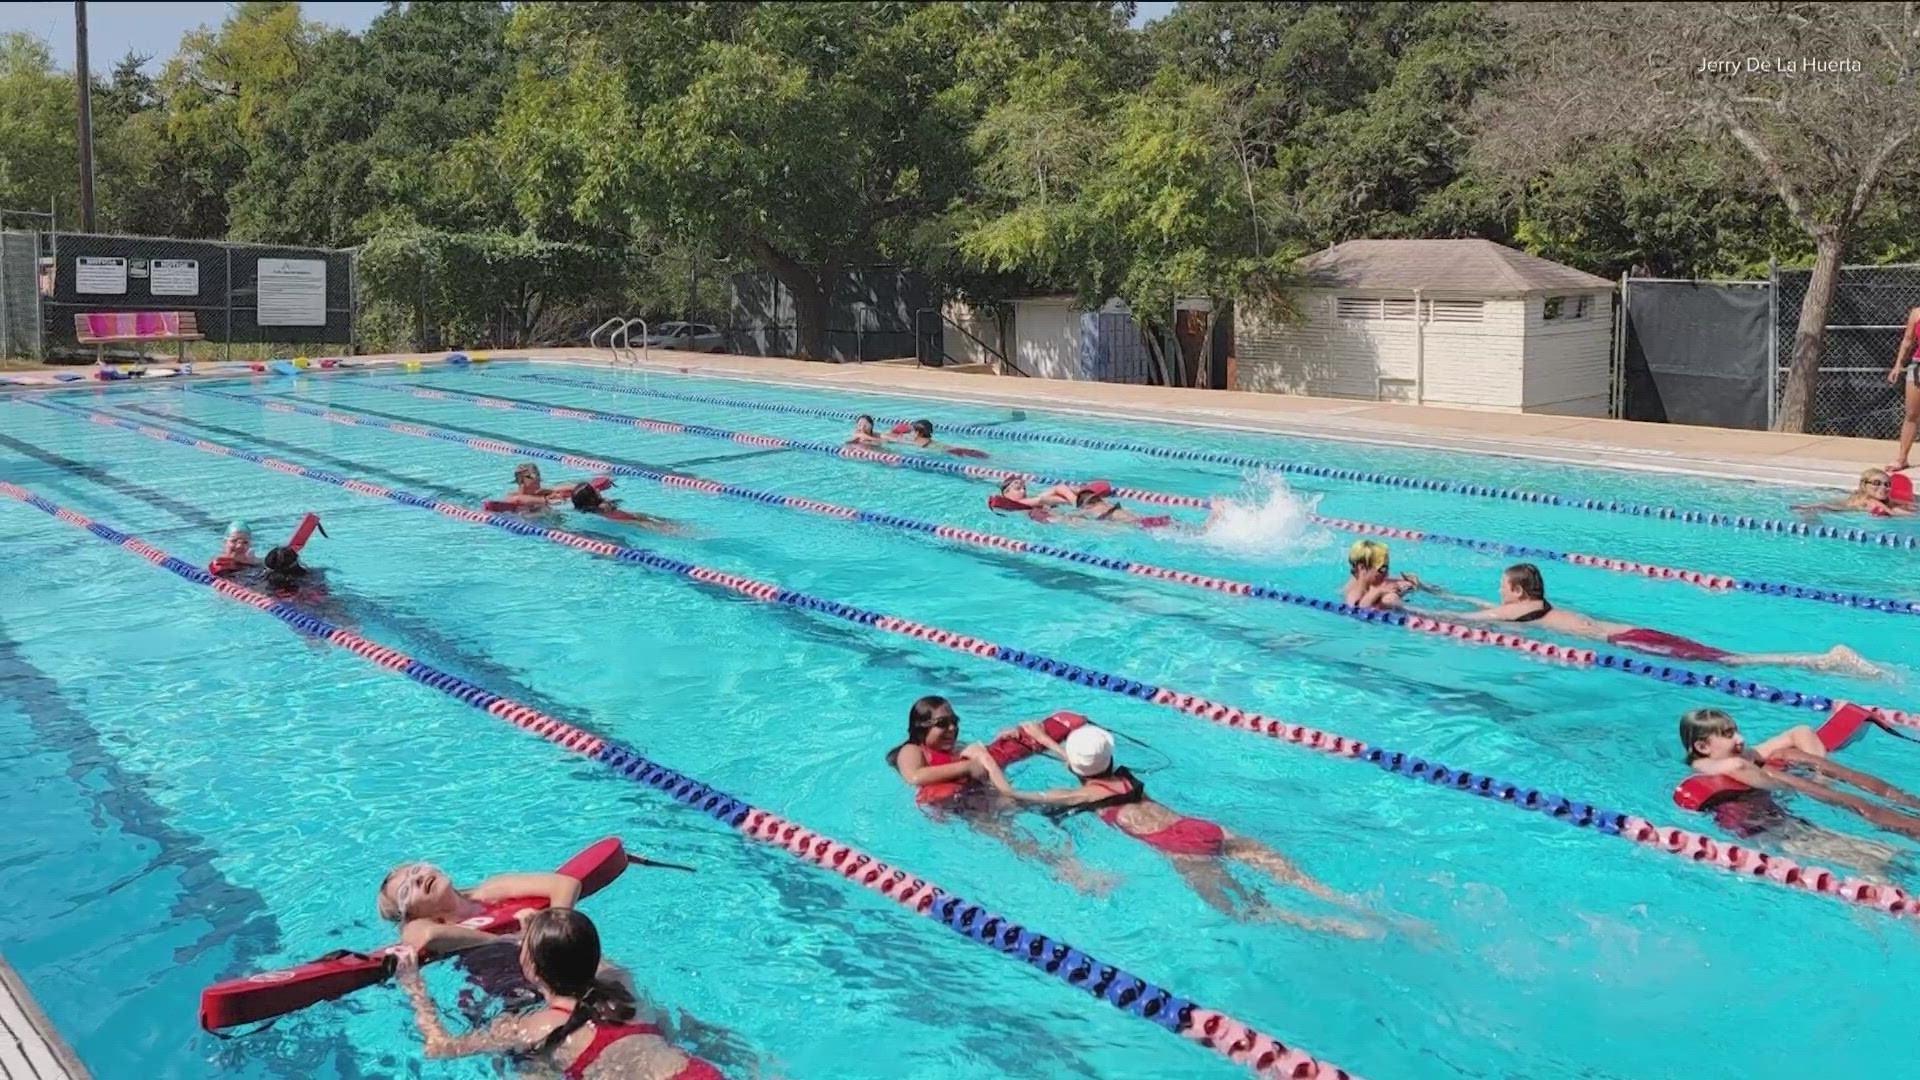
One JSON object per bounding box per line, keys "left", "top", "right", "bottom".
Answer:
{"left": 74, "top": 0, "right": 96, "bottom": 232}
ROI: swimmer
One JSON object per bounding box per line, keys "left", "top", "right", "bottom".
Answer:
{"left": 1684, "top": 708, "right": 1920, "bottom": 847}
{"left": 1791, "top": 468, "right": 1914, "bottom": 518}
{"left": 888, "top": 418, "right": 987, "bottom": 457}
{"left": 1441, "top": 564, "right": 1883, "bottom": 676}
{"left": 395, "top": 908, "right": 721, "bottom": 1079}
{"left": 887, "top": 696, "right": 1109, "bottom": 894}
{"left": 1341, "top": 540, "right": 1437, "bottom": 610}
{"left": 497, "top": 464, "right": 602, "bottom": 512}
{"left": 570, "top": 484, "right": 675, "bottom": 532}
{"left": 846, "top": 414, "right": 886, "bottom": 447}
{"left": 993, "top": 476, "right": 1082, "bottom": 511}
{"left": 210, "top": 520, "right": 263, "bottom": 574}
{"left": 377, "top": 860, "right": 585, "bottom": 956}
{"left": 1066, "top": 486, "right": 1150, "bottom": 525}
{"left": 979, "top": 723, "right": 1376, "bottom": 935}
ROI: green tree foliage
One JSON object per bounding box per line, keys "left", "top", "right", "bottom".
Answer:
{"left": 0, "top": 34, "right": 77, "bottom": 222}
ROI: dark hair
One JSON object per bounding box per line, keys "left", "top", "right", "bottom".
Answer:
{"left": 263, "top": 546, "right": 304, "bottom": 574}
{"left": 1504, "top": 563, "right": 1546, "bottom": 601}
{"left": 1075, "top": 489, "right": 1105, "bottom": 508}
{"left": 526, "top": 910, "right": 637, "bottom": 1050}
{"left": 910, "top": 419, "right": 933, "bottom": 438}
{"left": 571, "top": 485, "right": 606, "bottom": 511}
{"left": 855, "top": 414, "right": 874, "bottom": 428}
{"left": 886, "top": 695, "right": 956, "bottom": 766}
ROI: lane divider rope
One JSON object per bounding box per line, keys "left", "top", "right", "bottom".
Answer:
{"left": 507, "top": 368, "right": 1920, "bottom": 550}
{"left": 28, "top": 396, "right": 1917, "bottom": 925}
{"left": 0, "top": 479, "right": 1346, "bottom": 1080}
{"left": 402, "top": 380, "right": 1920, "bottom": 618}
{"left": 174, "top": 387, "right": 1920, "bottom": 725}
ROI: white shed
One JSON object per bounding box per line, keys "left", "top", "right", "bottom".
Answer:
{"left": 1234, "top": 239, "right": 1615, "bottom": 416}
{"left": 997, "top": 296, "right": 1156, "bottom": 383}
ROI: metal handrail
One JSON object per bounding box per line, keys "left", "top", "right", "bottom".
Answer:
{"left": 613, "top": 318, "right": 649, "bottom": 365}
{"left": 588, "top": 316, "right": 625, "bottom": 350}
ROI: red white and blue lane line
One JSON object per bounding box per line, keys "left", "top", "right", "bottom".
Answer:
{"left": 0, "top": 481, "right": 1344, "bottom": 1080}
{"left": 167, "top": 388, "right": 1920, "bottom": 727}
{"left": 346, "top": 379, "right": 1920, "bottom": 616}
{"left": 23, "top": 398, "right": 1917, "bottom": 924}
{"left": 507, "top": 368, "right": 1920, "bottom": 550}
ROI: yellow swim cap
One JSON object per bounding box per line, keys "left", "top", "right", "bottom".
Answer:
{"left": 1347, "top": 539, "right": 1389, "bottom": 570}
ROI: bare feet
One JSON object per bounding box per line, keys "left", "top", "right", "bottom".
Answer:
{"left": 1820, "top": 645, "right": 1886, "bottom": 678}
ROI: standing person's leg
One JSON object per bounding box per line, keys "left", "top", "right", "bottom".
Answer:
{"left": 1894, "top": 377, "right": 1920, "bottom": 471}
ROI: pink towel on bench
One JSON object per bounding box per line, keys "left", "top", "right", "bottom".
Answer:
{"left": 79, "top": 312, "right": 180, "bottom": 338}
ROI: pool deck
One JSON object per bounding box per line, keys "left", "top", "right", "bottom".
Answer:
{"left": 3, "top": 348, "right": 1896, "bottom": 491}
{"left": 0, "top": 957, "right": 88, "bottom": 1080}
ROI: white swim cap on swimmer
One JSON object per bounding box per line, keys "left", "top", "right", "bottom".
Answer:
{"left": 1062, "top": 725, "right": 1115, "bottom": 777}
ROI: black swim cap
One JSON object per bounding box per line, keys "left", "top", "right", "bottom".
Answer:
{"left": 264, "top": 546, "right": 304, "bottom": 573}
{"left": 571, "top": 485, "right": 605, "bottom": 511}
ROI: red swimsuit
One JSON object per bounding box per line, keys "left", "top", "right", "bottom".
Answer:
{"left": 558, "top": 1015, "right": 722, "bottom": 1080}
{"left": 1086, "top": 776, "right": 1228, "bottom": 857}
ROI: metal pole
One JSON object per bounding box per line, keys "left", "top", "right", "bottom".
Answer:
{"left": 74, "top": 1, "right": 96, "bottom": 233}
{"left": 1767, "top": 258, "right": 1779, "bottom": 431}
{"left": 223, "top": 246, "right": 232, "bottom": 363}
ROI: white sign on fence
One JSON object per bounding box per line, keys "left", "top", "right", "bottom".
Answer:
{"left": 257, "top": 258, "right": 326, "bottom": 326}
{"left": 76, "top": 256, "right": 127, "bottom": 295}
{"left": 150, "top": 259, "right": 200, "bottom": 296}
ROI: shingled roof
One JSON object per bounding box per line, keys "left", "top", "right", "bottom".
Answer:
{"left": 1299, "top": 239, "right": 1612, "bottom": 295}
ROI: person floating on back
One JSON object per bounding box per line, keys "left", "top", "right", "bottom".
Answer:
{"left": 1441, "top": 563, "right": 1883, "bottom": 676}
{"left": 885, "top": 418, "right": 988, "bottom": 458}
{"left": 570, "top": 483, "right": 678, "bottom": 533}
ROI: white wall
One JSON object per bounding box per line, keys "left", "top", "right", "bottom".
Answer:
{"left": 1012, "top": 298, "right": 1085, "bottom": 380}
{"left": 1235, "top": 291, "right": 1525, "bottom": 410}
{"left": 1520, "top": 289, "right": 1614, "bottom": 416}
{"left": 941, "top": 301, "right": 1005, "bottom": 368}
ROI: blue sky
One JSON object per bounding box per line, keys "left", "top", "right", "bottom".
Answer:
{"left": 5, "top": 2, "right": 1179, "bottom": 74}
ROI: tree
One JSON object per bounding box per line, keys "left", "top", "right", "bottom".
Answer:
{"left": 231, "top": 1, "right": 516, "bottom": 246}
{"left": 497, "top": 2, "right": 984, "bottom": 359}
{"left": 0, "top": 33, "right": 76, "bottom": 221}
{"left": 1479, "top": 2, "right": 1920, "bottom": 432}
{"left": 964, "top": 68, "right": 1299, "bottom": 385}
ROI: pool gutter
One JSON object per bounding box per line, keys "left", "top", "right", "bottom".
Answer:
{"left": 0, "top": 956, "right": 91, "bottom": 1080}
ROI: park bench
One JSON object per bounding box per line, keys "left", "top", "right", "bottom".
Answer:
{"left": 73, "top": 311, "right": 203, "bottom": 364}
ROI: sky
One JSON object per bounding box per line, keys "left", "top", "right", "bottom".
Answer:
{"left": 2, "top": 2, "right": 1177, "bottom": 74}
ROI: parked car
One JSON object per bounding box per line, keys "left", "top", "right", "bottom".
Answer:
{"left": 641, "top": 322, "right": 727, "bottom": 352}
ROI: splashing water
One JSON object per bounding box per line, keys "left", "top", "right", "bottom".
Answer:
{"left": 1190, "top": 471, "right": 1330, "bottom": 561}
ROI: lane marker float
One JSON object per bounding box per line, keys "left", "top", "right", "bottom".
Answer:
{"left": 27, "top": 396, "right": 1919, "bottom": 924}
{"left": 0, "top": 479, "right": 1346, "bottom": 1080}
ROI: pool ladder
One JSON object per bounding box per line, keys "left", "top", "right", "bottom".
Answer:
{"left": 588, "top": 317, "right": 650, "bottom": 366}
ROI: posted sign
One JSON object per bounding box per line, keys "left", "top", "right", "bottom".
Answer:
{"left": 150, "top": 259, "right": 200, "bottom": 296}
{"left": 76, "top": 256, "right": 127, "bottom": 295}
{"left": 257, "top": 258, "right": 326, "bottom": 326}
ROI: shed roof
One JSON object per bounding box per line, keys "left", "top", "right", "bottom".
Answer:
{"left": 1299, "top": 239, "right": 1612, "bottom": 295}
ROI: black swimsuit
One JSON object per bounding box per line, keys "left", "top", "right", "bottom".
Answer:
{"left": 1512, "top": 601, "right": 1553, "bottom": 623}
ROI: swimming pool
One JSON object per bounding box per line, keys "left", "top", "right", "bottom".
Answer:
{"left": 2, "top": 358, "right": 1916, "bottom": 1080}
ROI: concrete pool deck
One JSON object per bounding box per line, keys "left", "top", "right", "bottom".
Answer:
{"left": 4, "top": 348, "right": 1895, "bottom": 491}
{"left": 0, "top": 957, "right": 89, "bottom": 1080}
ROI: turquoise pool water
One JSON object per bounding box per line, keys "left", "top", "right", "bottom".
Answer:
{"left": 1, "top": 359, "right": 1916, "bottom": 1080}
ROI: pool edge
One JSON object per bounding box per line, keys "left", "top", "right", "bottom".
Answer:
{"left": 0, "top": 955, "right": 92, "bottom": 1080}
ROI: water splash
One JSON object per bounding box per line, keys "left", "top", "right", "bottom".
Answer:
{"left": 1191, "top": 471, "right": 1330, "bottom": 562}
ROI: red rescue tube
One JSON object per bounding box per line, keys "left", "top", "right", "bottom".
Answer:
{"left": 891, "top": 422, "right": 912, "bottom": 435}
{"left": 987, "top": 495, "right": 1036, "bottom": 513}
{"left": 285, "top": 513, "right": 325, "bottom": 553}
{"left": 197, "top": 837, "right": 628, "bottom": 1031}
{"left": 1672, "top": 704, "right": 1873, "bottom": 811}
{"left": 1891, "top": 472, "right": 1913, "bottom": 505}
{"left": 917, "top": 711, "right": 1087, "bottom": 806}
{"left": 207, "top": 555, "right": 246, "bottom": 577}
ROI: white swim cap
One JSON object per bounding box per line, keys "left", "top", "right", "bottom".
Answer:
{"left": 1062, "top": 725, "right": 1115, "bottom": 777}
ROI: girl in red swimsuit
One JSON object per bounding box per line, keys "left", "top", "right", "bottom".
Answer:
{"left": 395, "top": 908, "right": 722, "bottom": 1080}
{"left": 888, "top": 696, "right": 1110, "bottom": 893}
{"left": 979, "top": 722, "right": 1376, "bottom": 935}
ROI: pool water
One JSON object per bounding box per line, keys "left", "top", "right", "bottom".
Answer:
{"left": 1, "top": 360, "right": 1915, "bottom": 1080}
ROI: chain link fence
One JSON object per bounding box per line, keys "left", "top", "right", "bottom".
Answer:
{"left": 0, "top": 230, "right": 354, "bottom": 363}
{"left": 728, "top": 268, "right": 929, "bottom": 362}
{"left": 1775, "top": 264, "right": 1920, "bottom": 439}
